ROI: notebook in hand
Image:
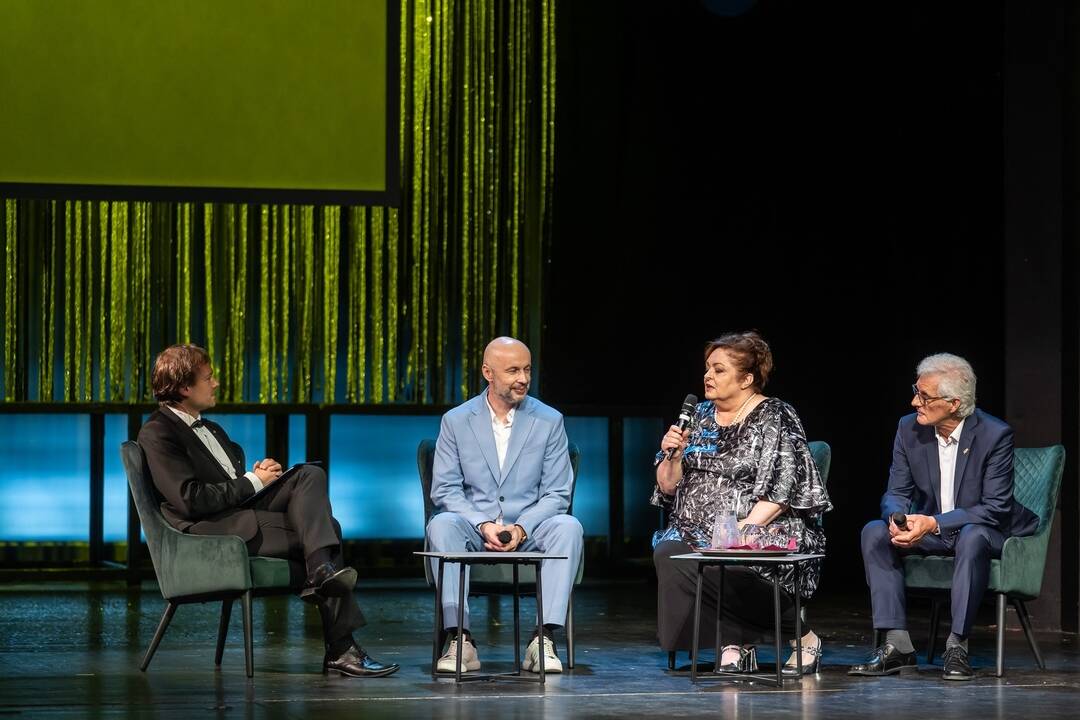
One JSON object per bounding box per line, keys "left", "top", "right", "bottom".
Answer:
{"left": 242, "top": 460, "right": 323, "bottom": 505}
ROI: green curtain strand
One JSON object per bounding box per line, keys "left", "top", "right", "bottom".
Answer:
{"left": 0, "top": 0, "right": 555, "bottom": 405}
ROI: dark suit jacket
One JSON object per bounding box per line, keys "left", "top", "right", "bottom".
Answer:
{"left": 880, "top": 409, "right": 1038, "bottom": 537}
{"left": 137, "top": 408, "right": 259, "bottom": 541}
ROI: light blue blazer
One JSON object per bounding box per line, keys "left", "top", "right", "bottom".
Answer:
{"left": 430, "top": 392, "right": 573, "bottom": 536}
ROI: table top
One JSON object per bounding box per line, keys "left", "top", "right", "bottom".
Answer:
{"left": 414, "top": 551, "right": 568, "bottom": 561}
{"left": 670, "top": 552, "right": 824, "bottom": 563}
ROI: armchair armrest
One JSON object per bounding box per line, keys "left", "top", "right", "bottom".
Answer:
{"left": 993, "top": 532, "right": 1049, "bottom": 599}
{"left": 152, "top": 526, "right": 252, "bottom": 599}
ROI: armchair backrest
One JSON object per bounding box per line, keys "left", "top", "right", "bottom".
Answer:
{"left": 1012, "top": 445, "right": 1065, "bottom": 537}
{"left": 808, "top": 440, "right": 831, "bottom": 487}
{"left": 121, "top": 440, "right": 174, "bottom": 588}
{"left": 987, "top": 446, "right": 1063, "bottom": 599}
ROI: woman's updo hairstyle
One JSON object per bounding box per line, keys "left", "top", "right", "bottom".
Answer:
{"left": 703, "top": 330, "right": 773, "bottom": 392}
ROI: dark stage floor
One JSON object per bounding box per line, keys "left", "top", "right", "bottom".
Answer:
{"left": 1, "top": 578, "right": 1077, "bottom": 719}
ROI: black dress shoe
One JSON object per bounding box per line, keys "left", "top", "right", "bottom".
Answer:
{"left": 942, "top": 644, "right": 975, "bottom": 681}
{"left": 848, "top": 642, "right": 918, "bottom": 676}
{"left": 300, "top": 562, "right": 358, "bottom": 604}
{"left": 323, "top": 645, "right": 400, "bottom": 678}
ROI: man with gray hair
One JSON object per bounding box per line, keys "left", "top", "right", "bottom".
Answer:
{"left": 849, "top": 353, "right": 1038, "bottom": 681}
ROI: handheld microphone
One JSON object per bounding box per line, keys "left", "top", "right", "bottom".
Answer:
{"left": 497, "top": 530, "right": 513, "bottom": 544}
{"left": 890, "top": 511, "right": 908, "bottom": 531}
{"left": 664, "top": 394, "right": 699, "bottom": 461}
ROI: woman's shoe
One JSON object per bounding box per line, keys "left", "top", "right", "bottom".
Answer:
{"left": 716, "top": 644, "right": 758, "bottom": 673}
{"left": 781, "top": 633, "right": 822, "bottom": 677}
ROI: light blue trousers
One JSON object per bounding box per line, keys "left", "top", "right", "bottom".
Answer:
{"left": 426, "top": 512, "right": 583, "bottom": 630}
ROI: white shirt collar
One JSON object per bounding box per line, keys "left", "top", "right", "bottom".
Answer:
{"left": 937, "top": 417, "right": 965, "bottom": 446}
{"left": 166, "top": 405, "right": 202, "bottom": 427}
{"left": 485, "top": 395, "right": 515, "bottom": 427}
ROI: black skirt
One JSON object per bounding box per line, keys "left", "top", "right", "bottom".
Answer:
{"left": 653, "top": 540, "right": 800, "bottom": 652}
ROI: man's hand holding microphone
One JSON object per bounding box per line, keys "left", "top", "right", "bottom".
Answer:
{"left": 479, "top": 520, "right": 526, "bottom": 551}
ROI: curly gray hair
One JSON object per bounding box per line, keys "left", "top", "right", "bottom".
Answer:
{"left": 916, "top": 353, "right": 976, "bottom": 418}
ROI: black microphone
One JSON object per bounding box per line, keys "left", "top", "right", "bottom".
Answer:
{"left": 890, "top": 511, "right": 908, "bottom": 530}
{"left": 665, "top": 394, "right": 699, "bottom": 461}
{"left": 497, "top": 530, "right": 512, "bottom": 544}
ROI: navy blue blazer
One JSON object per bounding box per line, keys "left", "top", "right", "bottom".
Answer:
{"left": 880, "top": 409, "right": 1038, "bottom": 537}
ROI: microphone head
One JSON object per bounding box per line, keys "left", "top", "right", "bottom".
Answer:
{"left": 497, "top": 530, "right": 513, "bottom": 544}
{"left": 679, "top": 394, "right": 698, "bottom": 415}
{"left": 675, "top": 394, "right": 699, "bottom": 427}
{"left": 890, "top": 511, "right": 907, "bottom": 529}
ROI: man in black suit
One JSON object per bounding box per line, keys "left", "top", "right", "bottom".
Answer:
{"left": 849, "top": 353, "right": 1038, "bottom": 681}
{"left": 138, "top": 344, "right": 398, "bottom": 677}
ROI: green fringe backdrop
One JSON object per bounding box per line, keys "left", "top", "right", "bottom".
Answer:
{"left": 0, "top": 0, "right": 555, "bottom": 405}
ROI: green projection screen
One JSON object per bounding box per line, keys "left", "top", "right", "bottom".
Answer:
{"left": 0, "top": 0, "right": 397, "bottom": 204}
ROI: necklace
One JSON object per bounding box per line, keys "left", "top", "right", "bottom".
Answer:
{"left": 717, "top": 392, "right": 758, "bottom": 427}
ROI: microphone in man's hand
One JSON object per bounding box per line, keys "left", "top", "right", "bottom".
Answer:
{"left": 665, "top": 394, "right": 699, "bottom": 460}
{"left": 497, "top": 530, "right": 513, "bottom": 544}
{"left": 890, "top": 511, "right": 908, "bottom": 530}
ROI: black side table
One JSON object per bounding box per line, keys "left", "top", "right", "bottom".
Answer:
{"left": 671, "top": 552, "right": 825, "bottom": 687}
{"left": 415, "top": 550, "right": 568, "bottom": 684}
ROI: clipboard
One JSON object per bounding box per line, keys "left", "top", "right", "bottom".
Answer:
{"left": 241, "top": 460, "right": 323, "bottom": 505}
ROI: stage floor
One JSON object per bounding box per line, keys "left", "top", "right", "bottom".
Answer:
{"left": 1, "top": 578, "right": 1077, "bottom": 719}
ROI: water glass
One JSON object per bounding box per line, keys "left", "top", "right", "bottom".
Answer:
{"left": 712, "top": 509, "right": 739, "bottom": 549}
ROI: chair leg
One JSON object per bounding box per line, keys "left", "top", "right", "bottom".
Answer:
{"left": 566, "top": 591, "right": 575, "bottom": 669}
{"left": 996, "top": 593, "right": 1006, "bottom": 678}
{"left": 1012, "top": 599, "right": 1046, "bottom": 670}
{"left": 668, "top": 651, "right": 676, "bottom": 670}
{"left": 872, "top": 629, "right": 881, "bottom": 649}
{"left": 140, "top": 601, "right": 177, "bottom": 672}
{"left": 215, "top": 598, "right": 234, "bottom": 667}
{"left": 927, "top": 597, "right": 941, "bottom": 664}
{"left": 242, "top": 590, "right": 254, "bottom": 678}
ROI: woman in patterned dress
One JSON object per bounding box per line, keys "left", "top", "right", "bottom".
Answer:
{"left": 652, "top": 331, "right": 832, "bottom": 675}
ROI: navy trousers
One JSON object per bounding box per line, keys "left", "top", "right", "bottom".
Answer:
{"left": 861, "top": 519, "right": 1005, "bottom": 637}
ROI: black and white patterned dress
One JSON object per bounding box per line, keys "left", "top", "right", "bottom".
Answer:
{"left": 652, "top": 398, "right": 832, "bottom": 598}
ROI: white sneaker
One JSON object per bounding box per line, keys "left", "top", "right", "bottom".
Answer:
{"left": 523, "top": 635, "right": 563, "bottom": 673}
{"left": 436, "top": 636, "right": 481, "bottom": 673}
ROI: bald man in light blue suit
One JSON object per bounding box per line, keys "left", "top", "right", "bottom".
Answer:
{"left": 427, "top": 337, "right": 583, "bottom": 674}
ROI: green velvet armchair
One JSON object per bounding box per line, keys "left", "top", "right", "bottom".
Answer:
{"left": 417, "top": 438, "right": 584, "bottom": 668}
{"left": 122, "top": 440, "right": 297, "bottom": 678}
{"left": 897, "top": 445, "right": 1065, "bottom": 677}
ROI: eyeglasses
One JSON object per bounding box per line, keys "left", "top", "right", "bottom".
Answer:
{"left": 911, "top": 384, "right": 950, "bottom": 406}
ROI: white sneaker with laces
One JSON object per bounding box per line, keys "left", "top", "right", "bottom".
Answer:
{"left": 523, "top": 634, "right": 563, "bottom": 673}
{"left": 436, "top": 635, "right": 481, "bottom": 673}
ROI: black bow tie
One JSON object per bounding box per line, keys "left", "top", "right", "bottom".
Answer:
{"left": 190, "top": 419, "right": 205, "bottom": 430}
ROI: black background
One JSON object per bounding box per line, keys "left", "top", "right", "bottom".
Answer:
{"left": 546, "top": 0, "right": 1012, "bottom": 587}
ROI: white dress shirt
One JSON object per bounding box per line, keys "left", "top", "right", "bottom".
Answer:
{"left": 485, "top": 396, "right": 516, "bottom": 471}
{"left": 167, "top": 405, "right": 263, "bottom": 492}
{"left": 936, "top": 418, "right": 965, "bottom": 514}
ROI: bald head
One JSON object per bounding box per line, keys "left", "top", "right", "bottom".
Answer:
{"left": 483, "top": 336, "right": 530, "bottom": 366}
{"left": 483, "top": 337, "right": 532, "bottom": 409}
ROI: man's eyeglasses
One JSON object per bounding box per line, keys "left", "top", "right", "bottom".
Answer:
{"left": 911, "top": 384, "right": 950, "bottom": 406}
